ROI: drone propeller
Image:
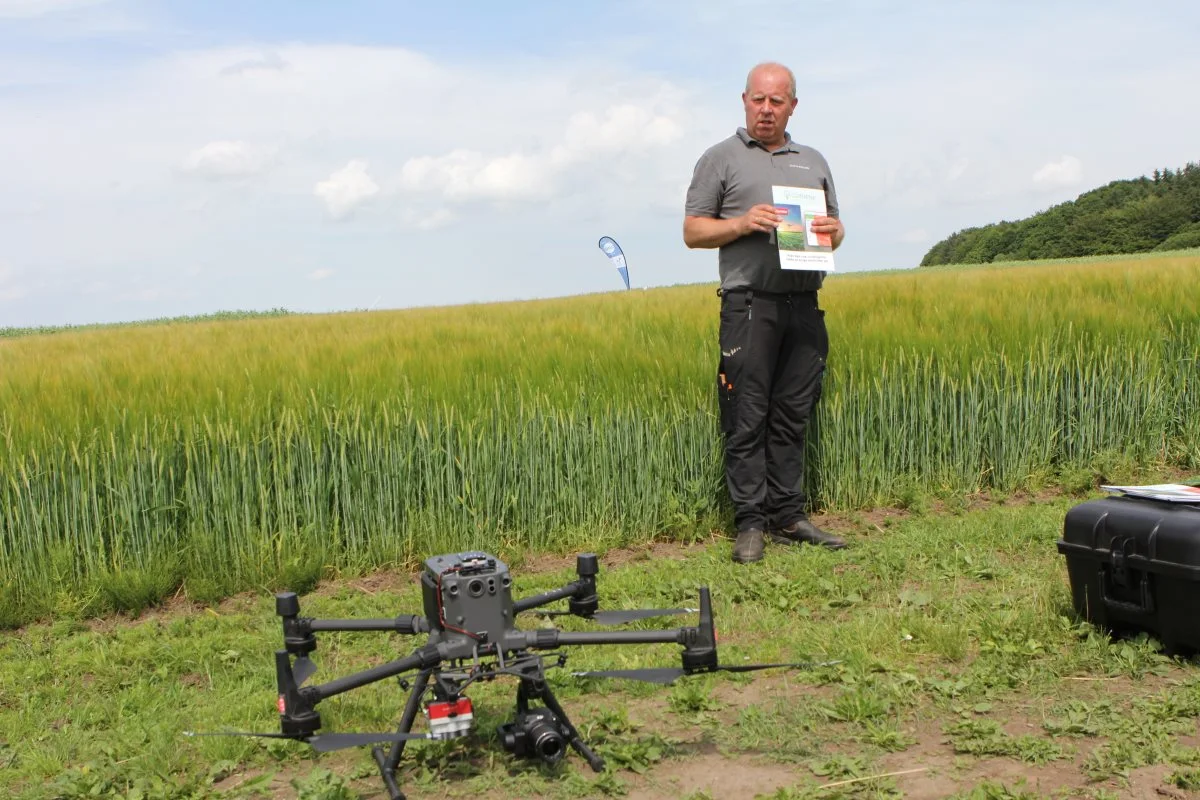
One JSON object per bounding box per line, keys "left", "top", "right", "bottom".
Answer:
{"left": 183, "top": 730, "right": 433, "bottom": 753}
{"left": 572, "top": 659, "right": 841, "bottom": 685}
{"left": 292, "top": 655, "right": 318, "bottom": 686}
{"left": 571, "top": 666, "right": 688, "bottom": 685}
{"left": 533, "top": 607, "right": 697, "bottom": 625}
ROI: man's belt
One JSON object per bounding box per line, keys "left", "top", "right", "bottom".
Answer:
{"left": 717, "top": 287, "right": 817, "bottom": 301}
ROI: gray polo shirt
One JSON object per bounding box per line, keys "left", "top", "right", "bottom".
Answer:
{"left": 685, "top": 127, "right": 839, "bottom": 294}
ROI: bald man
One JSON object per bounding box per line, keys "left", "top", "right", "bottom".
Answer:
{"left": 684, "top": 61, "right": 847, "bottom": 564}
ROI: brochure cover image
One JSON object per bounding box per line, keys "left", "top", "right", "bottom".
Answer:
{"left": 771, "top": 185, "right": 835, "bottom": 271}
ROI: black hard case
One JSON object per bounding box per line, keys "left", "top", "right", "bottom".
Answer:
{"left": 1057, "top": 494, "right": 1200, "bottom": 655}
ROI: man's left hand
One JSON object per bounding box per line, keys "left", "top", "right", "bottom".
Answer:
{"left": 809, "top": 216, "right": 844, "bottom": 249}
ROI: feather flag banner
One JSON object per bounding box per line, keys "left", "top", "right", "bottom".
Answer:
{"left": 597, "top": 236, "right": 630, "bottom": 290}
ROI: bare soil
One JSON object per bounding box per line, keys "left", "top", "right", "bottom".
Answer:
{"left": 205, "top": 662, "right": 1200, "bottom": 800}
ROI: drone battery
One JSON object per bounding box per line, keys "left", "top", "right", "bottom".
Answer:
{"left": 1057, "top": 494, "right": 1200, "bottom": 655}
{"left": 425, "top": 697, "right": 473, "bottom": 739}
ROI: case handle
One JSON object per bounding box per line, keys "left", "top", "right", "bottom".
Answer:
{"left": 1098, "top": 536, "right": 1155, "bottom": 615}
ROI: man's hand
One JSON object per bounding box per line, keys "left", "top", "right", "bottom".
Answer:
{"left": 683, "top": 205, "right": 785, "bottom": 249}
{"left": 808, "top": 215, "right": 844, "bottom": 249}
{"left": 737, "top": 204, "right": 784, "bottom": 236}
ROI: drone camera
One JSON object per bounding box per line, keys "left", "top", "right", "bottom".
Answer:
{"left": 499, "top": 708, "right": 567, "bottom": 766}
{"left": 424, "top": 696, "right": 474, "bottom": 740}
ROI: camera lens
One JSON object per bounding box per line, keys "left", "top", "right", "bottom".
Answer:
{"left": 533, "top": 729, "right": 564, "bottom": 763}
{"left": 468, "top": 579, "right": 485, "bottom": 597}
{"left": 525, "top": 712, "right": 565, "bottom": 764}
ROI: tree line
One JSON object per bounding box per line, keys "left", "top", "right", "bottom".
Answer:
{"left": 921, "top": 161, "right": 1200, "bottom": 266}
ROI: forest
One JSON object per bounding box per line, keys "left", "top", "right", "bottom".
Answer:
{"left": 921, "top": 161, "right": 1200, "bottom": 265}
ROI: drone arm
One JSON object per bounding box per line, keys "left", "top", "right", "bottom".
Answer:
{"left": 534, "top": 586, "right": 718, "bottom": 672}
{"left": 512, "top": 581, "right": 586, "bottom": 614}
{"left": 524, "top": 628, "right": 688, "bottom": 648}
{"left": 305, "top": 645, "right": 442, "bottom": 702}
{"left": 513, "top": 553, "right": 602, "bottom": 617}
{"left": 308, "top": 615, "right": 430, "bottom": 635}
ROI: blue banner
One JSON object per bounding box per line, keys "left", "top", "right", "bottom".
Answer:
{"left": 597, "top": 236, "right": 630, "bottom": 290}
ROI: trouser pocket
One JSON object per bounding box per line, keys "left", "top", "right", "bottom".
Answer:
{"left": 716, "top": 292, "right": 751, "bottom": 436}
{"left": 717, "top": 360, "right": 737, "bottom": 435}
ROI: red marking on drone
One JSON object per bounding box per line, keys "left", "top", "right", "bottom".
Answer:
{"left": 277, "top": 695, "right": 287, "bottom": 714}
{"left": 427, "top": 698, "right": 473, "bottom": 719}
{"left": 426, "top": 697, "right": 474, "bottom": 739}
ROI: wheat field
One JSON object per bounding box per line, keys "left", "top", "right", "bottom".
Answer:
{"left": 2, "top": 251, "right": 1197, "bottom": 626}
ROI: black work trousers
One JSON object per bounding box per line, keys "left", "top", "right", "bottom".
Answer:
{"left": 716, "top": 289, "right": 829, "bottom": 534}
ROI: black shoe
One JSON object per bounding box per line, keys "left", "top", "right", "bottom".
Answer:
{"left": 732, "top": 528, "right": 765, "bottom": 563}
{"left": 768, "top": 519, "right": 847, "bottom": 550}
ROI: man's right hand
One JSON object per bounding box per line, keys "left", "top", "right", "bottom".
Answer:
{"left": 738, "top": 204, "right": 784, "bottom": 236}
{"left": 683, "top": 204, "right": 783, "bottom": 249}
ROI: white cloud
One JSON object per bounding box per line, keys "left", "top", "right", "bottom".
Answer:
{"left": 1, "top": 42, "right": 699, "bottom": 299}
{"left": 314, "top": 160, "right": 379, "bottom": 220}
{"left": 1033, "top": 155, "right": 1083, "bottom": 188}
{"left": 899, "top": 228, "right": 929, "bottom": 244}
{"left": 397, "top": 103, "right": 686, "bottom": 207}
{"left": 181, "top": 140, "right": 277, "bottom": 179}
{"left": 399, "top": 150, "right": 556, "bottom": 202}
{"left": 552, "top": 104, "right": 684, "bottom": 165}
{"left": 309, "top": 268, "right": 333, "bottom": 281}
{"left": 0, "top": 0, "right": 107, "bottom": 18}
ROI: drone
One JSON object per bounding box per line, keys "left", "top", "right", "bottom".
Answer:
{"left": 188, "top": 550, "right": 825, "bottom": 800}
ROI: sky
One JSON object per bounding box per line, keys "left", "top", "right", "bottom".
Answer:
{"left": 1, "top": 0, "right": 1198, "bottom": 328}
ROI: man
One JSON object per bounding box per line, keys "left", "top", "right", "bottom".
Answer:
{"left": 683, "top": 61, "right": 847, "bottom": 564}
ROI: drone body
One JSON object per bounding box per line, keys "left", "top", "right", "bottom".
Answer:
{"left": 193, "top": 550, "right": 817, "bottom": 800}
{"left": 421, "top": 551, "right": 516, "bottom": 652}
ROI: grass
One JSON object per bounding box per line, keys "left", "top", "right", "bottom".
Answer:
{"left": 2, "top": 253, "right": 1199, "bottom": 628}
{"left": 5, "top": 490, "right": 1200, "bottom": 799}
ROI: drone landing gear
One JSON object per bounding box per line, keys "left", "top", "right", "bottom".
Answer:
{"left": 368, "top": 664, "right": 604, "bottom": 800}
{"left": 371, "top": 668, "right": 434, "bottom": 800}
{"left": 504, "top": 676, "right": 606, "bottom": 773}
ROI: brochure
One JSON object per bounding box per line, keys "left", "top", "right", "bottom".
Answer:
{"left": 1100, "top": 483, "right": 1200, "bottom": 503}
{"left": 771, "top": 185, "right": 835, "bottom": 272}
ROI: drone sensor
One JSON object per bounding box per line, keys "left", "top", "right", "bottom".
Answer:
{"left": 425, "top": 697, "right": 474, "bottom": 740}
